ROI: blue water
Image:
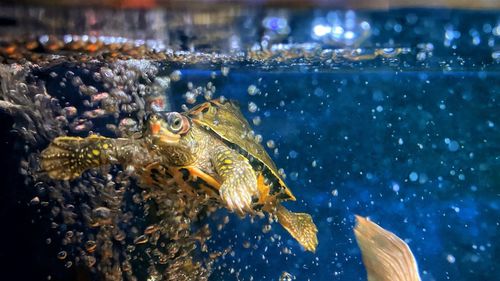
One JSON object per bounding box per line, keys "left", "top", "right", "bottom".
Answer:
{"left": 179, "top": 67, "right": 498, "bottom": 281}
{"left": 168, "top": 9, "right": 499, "bottom": 280}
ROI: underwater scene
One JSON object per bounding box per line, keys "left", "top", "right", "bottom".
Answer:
{"left": 0, "top": 4, "right": 498, "bottom": 281}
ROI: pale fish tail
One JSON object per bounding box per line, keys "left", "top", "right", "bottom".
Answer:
{"left": 275, "top": 204, "right": 318, "bottom": 252}
{"left": 354, "top": 215, "right": 421, "bottom": 281}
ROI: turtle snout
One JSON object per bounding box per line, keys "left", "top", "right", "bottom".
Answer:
{"left": 149, "top": 121, "right": 181, "bottom": 145}
{"left": 147, "top": 115, "right": 163, "bottom": 136}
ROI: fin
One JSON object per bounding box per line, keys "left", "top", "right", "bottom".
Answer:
{"left": 212, "top": 145, "right": 258, "bottom": 215}
{"left": 40, "top": 135, "right": 116, "bottom": 180}
{"left": 275, "top": 205, "right": 318, "bottom": 252}
{"left": 354, "top": 215, "right": 421, "bottom": 281}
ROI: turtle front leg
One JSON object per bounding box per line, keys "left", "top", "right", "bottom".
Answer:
{"left": 211, "top": 145, "right": 259, "bottom": 215}
{"left": 40, "top": 135, "right": 141, "bottom": 180}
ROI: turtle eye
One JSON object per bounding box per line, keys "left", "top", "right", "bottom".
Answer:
{"left": 167, "top": 112, "right": 184, "bottom": 133}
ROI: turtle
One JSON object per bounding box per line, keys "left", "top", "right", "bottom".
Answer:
{"left": 40, "top": 99, "right": 318, "bottom": 252}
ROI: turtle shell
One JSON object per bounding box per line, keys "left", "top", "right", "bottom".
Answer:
{"left": 187, "top": 99, "right": 296, "bottom": 201}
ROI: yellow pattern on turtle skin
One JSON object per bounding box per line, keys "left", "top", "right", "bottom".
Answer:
{"left": 212, "top": 145, "right": 259, "bottom": 215}
{"left": 189, "top": 100, "right": 295, "bottom": 201}
{"left": 210, "top": 142, "right": 318, "bottom": 251}
{"left": 41, "top": 136, "right": 120, "bottom": 180}
{"left": 275, "top": 205, "right": 318, "bottom": 252}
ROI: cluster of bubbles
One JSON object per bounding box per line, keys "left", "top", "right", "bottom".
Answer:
{"left": 0, "top": 56, "right": 229, "bottom": 280}
{"left": 184, "top": 81, "right": 218, "bottom": 105}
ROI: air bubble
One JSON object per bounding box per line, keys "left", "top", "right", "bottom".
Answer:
{"left": 266, "top": 140, "right": 275, "bottom": 149}
{"left": 85, "top": 240, "right": 97, "bottom": 253}
{"left": 57, "top": 251, "right": 67, "bottom": 260}
{"left": 255, "top": 134, "right": 263, "bottom": 143}
{"left": 185, "top": 91, "right": 196, "bottom": 104}
{"left": 30, "top": 197, "right": 40, "bottom": 205}
{"left": 100, "top": 67, "right": 114, "bottom": 82}
{"left": 248, "top": 102, "right": 258, "bottom": 113}
{"left": 448, "top": 140, "right": 459, "bottom": 152}
{"left": 409, "top": 172, "right": 418, "bottom": 182}
{"left": 221, "top": 66, "right": 230, "bottom": 76}
{"left": 247, "top": 85, "right": 258, "bottom": 96}
{"left": 262, "top": 224, "right": 272, "bottom": 233}
{"left": 170, "top": 70, "right": 182, "bottom": 81}
{"left": 134, "top": 235, "right": 148, "bottom": 245}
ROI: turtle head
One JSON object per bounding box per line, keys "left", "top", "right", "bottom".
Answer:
{"left": 146, "top": 112, "right": 191, "bottom": 145}
{"left": 145, "top": 111, "right": 197, "bottom": 165}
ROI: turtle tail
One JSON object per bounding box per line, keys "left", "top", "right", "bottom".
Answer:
{"left": 275, "top": 204, "right": 318, "bottom": 252}
{"left": 40, "top": 135, "right": 114, "bottom": 180}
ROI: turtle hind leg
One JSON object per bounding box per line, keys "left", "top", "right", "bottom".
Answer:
{"left": 275, "top": 204, "right": 318, "bottom": 252}
{"left": 40, "top": 136, "right": 113, "bottom": 180}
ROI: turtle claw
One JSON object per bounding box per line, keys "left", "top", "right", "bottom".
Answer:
{"left": 220, "top": 177, "right": 257, "bottom": 216}
{"left": 40, "top": 135, "right": 115, "bottom": 180}
{"left": 212, "top": 145, "right": 259, "bottom": 215}
{"left": 220, "top": 185, "right": 240, "bottom": 215}
{"left": 40, "top": 136, "right": 92, "bottom": 180}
